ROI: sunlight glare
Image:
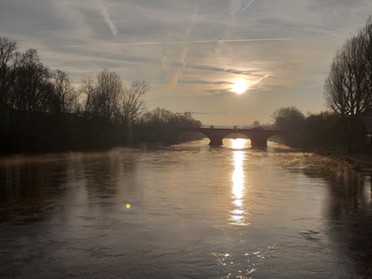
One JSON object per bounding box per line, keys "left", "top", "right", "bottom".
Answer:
{"left": 231, "top": 79, "right": 249, "bottom": 94}
{"left": 231, "top": 138, "right": 247, "bottom": 149}
{"left": 230, "top": 150, "right": 249, "bottom": 226}
{"left": 232, "top": 151, "right": 244, "bottom": 200}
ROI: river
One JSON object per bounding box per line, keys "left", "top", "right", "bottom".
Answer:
{"left": 0, "top": 139, "right": 371, "bottom": 278}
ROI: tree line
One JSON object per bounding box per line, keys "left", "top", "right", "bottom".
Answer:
{"left": 2, "top": 17, "right": 372, "bottom": 153}
{"left": 272, "top": 17, "right": 372, "bottom": 152}
{"left": 271, "top": 107, "right": 344, "bottom": 149}
{"left": 0, "top": 37, "right": 201, "bottom": 153}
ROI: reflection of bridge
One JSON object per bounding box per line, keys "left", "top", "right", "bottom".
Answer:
{"left": 184, "top": 127, "right": 288, "bottom": 147}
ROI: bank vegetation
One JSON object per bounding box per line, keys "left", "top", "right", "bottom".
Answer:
{"left": 0, "top": 38, "right": 201, "bottom": 153}
{"left": 271, "top": 18, "right": 372, "bottom": 154}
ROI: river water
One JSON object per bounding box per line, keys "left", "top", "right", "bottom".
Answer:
{"left": 0, "top": 139, "right": 371, "bottom": 278}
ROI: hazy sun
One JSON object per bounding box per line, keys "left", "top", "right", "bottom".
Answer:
{"left": 231, "top": 79, "right": 249, "bottom": 94}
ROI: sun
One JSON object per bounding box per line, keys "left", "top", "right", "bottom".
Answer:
{"left": 231, "top": 79, "right": 249, "bottom": 94}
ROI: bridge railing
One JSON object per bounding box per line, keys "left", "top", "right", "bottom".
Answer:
{"left": 199, "top": 125, "right": 273, "bottom": 130}
{"left": 200, "top": 125, "right": 251, "bottom": 129}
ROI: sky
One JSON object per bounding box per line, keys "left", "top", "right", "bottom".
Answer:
{"left": 1, "top": 0, "right": 372, "bottom": 126}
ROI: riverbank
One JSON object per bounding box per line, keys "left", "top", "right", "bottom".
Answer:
{"left": 316, "top": 147, "right": 372, "bottom": 174}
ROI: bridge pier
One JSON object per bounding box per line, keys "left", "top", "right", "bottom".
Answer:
{"left": 208, "top": 137, "right": 224, "bottom": 146}
{"left": 249, "top": 134, "right": 269, "bottom": 148}
{"left": 250, "top": 137, "right": 268, "bottom": 148}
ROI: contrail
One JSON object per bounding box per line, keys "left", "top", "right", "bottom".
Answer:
{"left": 185, "top": 1, "right": 199, "bottom": 39}
{"left": 169, "top": 69, "right": 183, "bottom": 90}
{"left": 161, "top": 46, "right": 170, "bottom": 71}
{"left": 180, "top": 1, "right": 199, "bottom": 67}
{"left": 96, "top": 0, "right": 118, "bottom": 36}
{"left": 120, "top": 37, "right": 290, "bottom": 46}
{"left": 239, "top": 0, "right": 255, "bottom": 15}
{"left": 171, "top": 1, "right": 199, "bottom": 88}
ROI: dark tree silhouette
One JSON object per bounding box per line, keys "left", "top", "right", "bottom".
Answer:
{"left": 51, "top": 70, "right": 80, "bottom": 114}
{"left": 271, "top": 106, "right": 305, "bottom": 147}
{"left": 324, "top": 17, "right": 372, "bottom": 151}
{"left": 137, "top": 108, "right": 201, "bottom": 143}
{"left": 117, "top": 81, "right": 148, "bottom": 125}
{"left": 272, "top": 106, "right": 304, "bottom": 130}
{"left": 0, "top": 37, "right": 201, "bottom": 152}
{"left": 89, "top": 69, "right": 122, "bottom": 121}
{"left": 0, "top": 37, "right": 19, "bottom": 109}
{"left": 324, "top": 35, "right": 370, "bottom": 117}
{"left": 13, "top": 49, "right": 51, "bottom": 112}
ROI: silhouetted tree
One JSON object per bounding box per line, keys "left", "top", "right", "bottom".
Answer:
{"left": 0, "top": 37, "right": 19, "bottom": 109}
{"left": 250, "top": 120, "right": 261, "bottom": 128}
{"left": 301, "top": 112, "right": 341, "bottom": 148}
{"left": 324, "top": 35, "right": 370, "bottom": 117}
{"left": 117, "top": 81, "right": 148, "bottom": 124}
{"left": 324, "top": 17, "right": 372, "bottom": 151}
{"left": 141, "top": 108, "right": 202, "bottom": 127}
{"left": 12, "top": 49, "right": 51, "bottom": 112}
{"left": 51, "top": 70, "right": 80, "bottom": 114}
{"left": 140, "top": 107, "right": 174, "bottom": 127}
{"left": 361, "top": 17, "right": 372, "bottom": 109}
{"left": 136, "top": 108, "right": 201, "bottom": 143}
{"left": 0, "top": 37, "right": 204, "bottom": 152}
{"left": 272, "top": 106, "right": 305, "bottom": 147}
{"left": 272, "top": 106, "right": 304, "bottom": 130}
{"left": 80, "top": 77, "right": 96, "bottom": 116}
{"left": 88, "top": 69, "right": 122, "bottom": 121}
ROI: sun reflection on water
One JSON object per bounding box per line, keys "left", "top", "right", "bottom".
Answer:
{"left": 230, "top": 139, "right": 249, "bottom": 226}
{"left": 230, "top": 138, "right": 247, "bottom": 149}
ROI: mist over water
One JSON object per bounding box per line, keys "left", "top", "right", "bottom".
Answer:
{"left": 0, "top": 139, "right": 371, "bottom": 278}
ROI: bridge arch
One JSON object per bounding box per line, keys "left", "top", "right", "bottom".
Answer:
{"left": 178, "top": 130, "right": 205, "bottom": 143}
{"left": 222, "top": 133, "right": 249, "bottom": 145}
{"left": 182, "top": 128, "right": 287, "bottom": 148}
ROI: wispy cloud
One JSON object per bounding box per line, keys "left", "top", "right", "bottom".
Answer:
{"left": 168, "top": 1, "right": 199, "bottom": 91}
{"left": 118, "top": 37, "right": 290, "bottom": 46}
{"left": 239, "top": 0, "right": 255, "bottom": 15}
{"left": 2, "top": 0, "right": 372, "bottom": 124}
{"left": 95, "top": 0, "right": 118, "bottom": 36}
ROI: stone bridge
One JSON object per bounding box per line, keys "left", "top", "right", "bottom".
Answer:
{"left": 184, "top": 127, "right": 288, "bottom": 148}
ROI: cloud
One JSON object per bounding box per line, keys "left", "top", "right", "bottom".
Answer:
{"left": 95, "top": 0, "right": 118, "bottom": 36}
{"left": 167, "top": 1, "right": 199, "bottom": 91}
{"left": 239, "top": 0, "right": 255, "bottom": 15}
{"left": 180, "top": 79, "right": 229, "bottom": 85}
{"left": 117, "top": 37, "right": 290, "bottom": 46}
{"left": 2, "top": 0, "right": 372, "bottom": 125}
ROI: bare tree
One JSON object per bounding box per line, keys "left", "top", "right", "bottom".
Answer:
{"left": 324, "top": 35, "right": 370, "bottom": 117}
{"left": 362, "top": 17, "right": 372, "bottom": 109}
{"left": 141, "top": 107, "right": 173, "bottom": 126}
{"left": 52, "top": 70, "right": 80, "bottom": 113}
{"left": 140, "top": 107, "right": 201, "bottom": 128}
{"left": 89, "top": 69, "right": 122, "bottom": 120}
{"left": 271, "top": 106, "right": 305, "bottom": 146}
{"left": 118, "top": 81, "right": 148, "bottom": 124}
{"left": 80, "top": 77, "right": 96, "bottom": 115}
{"left": 271, "top": 106, "right": 304, "bottom": 130}
{"left": 13, "top": 49, "right": 50, "bottom": 112}
{"left": 324, "top": 17, "right": 372, "bottom": 151}
{"left": 0, "top": 37, "right": 19, "bottom": 108}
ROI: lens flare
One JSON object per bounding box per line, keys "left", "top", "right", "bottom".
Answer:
{"left": 125, "top": 203, "right": 131, "bottom": 209}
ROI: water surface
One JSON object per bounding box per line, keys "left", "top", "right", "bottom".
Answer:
{"left": 0, "top": 139, "right": 371, "bottom": 278}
